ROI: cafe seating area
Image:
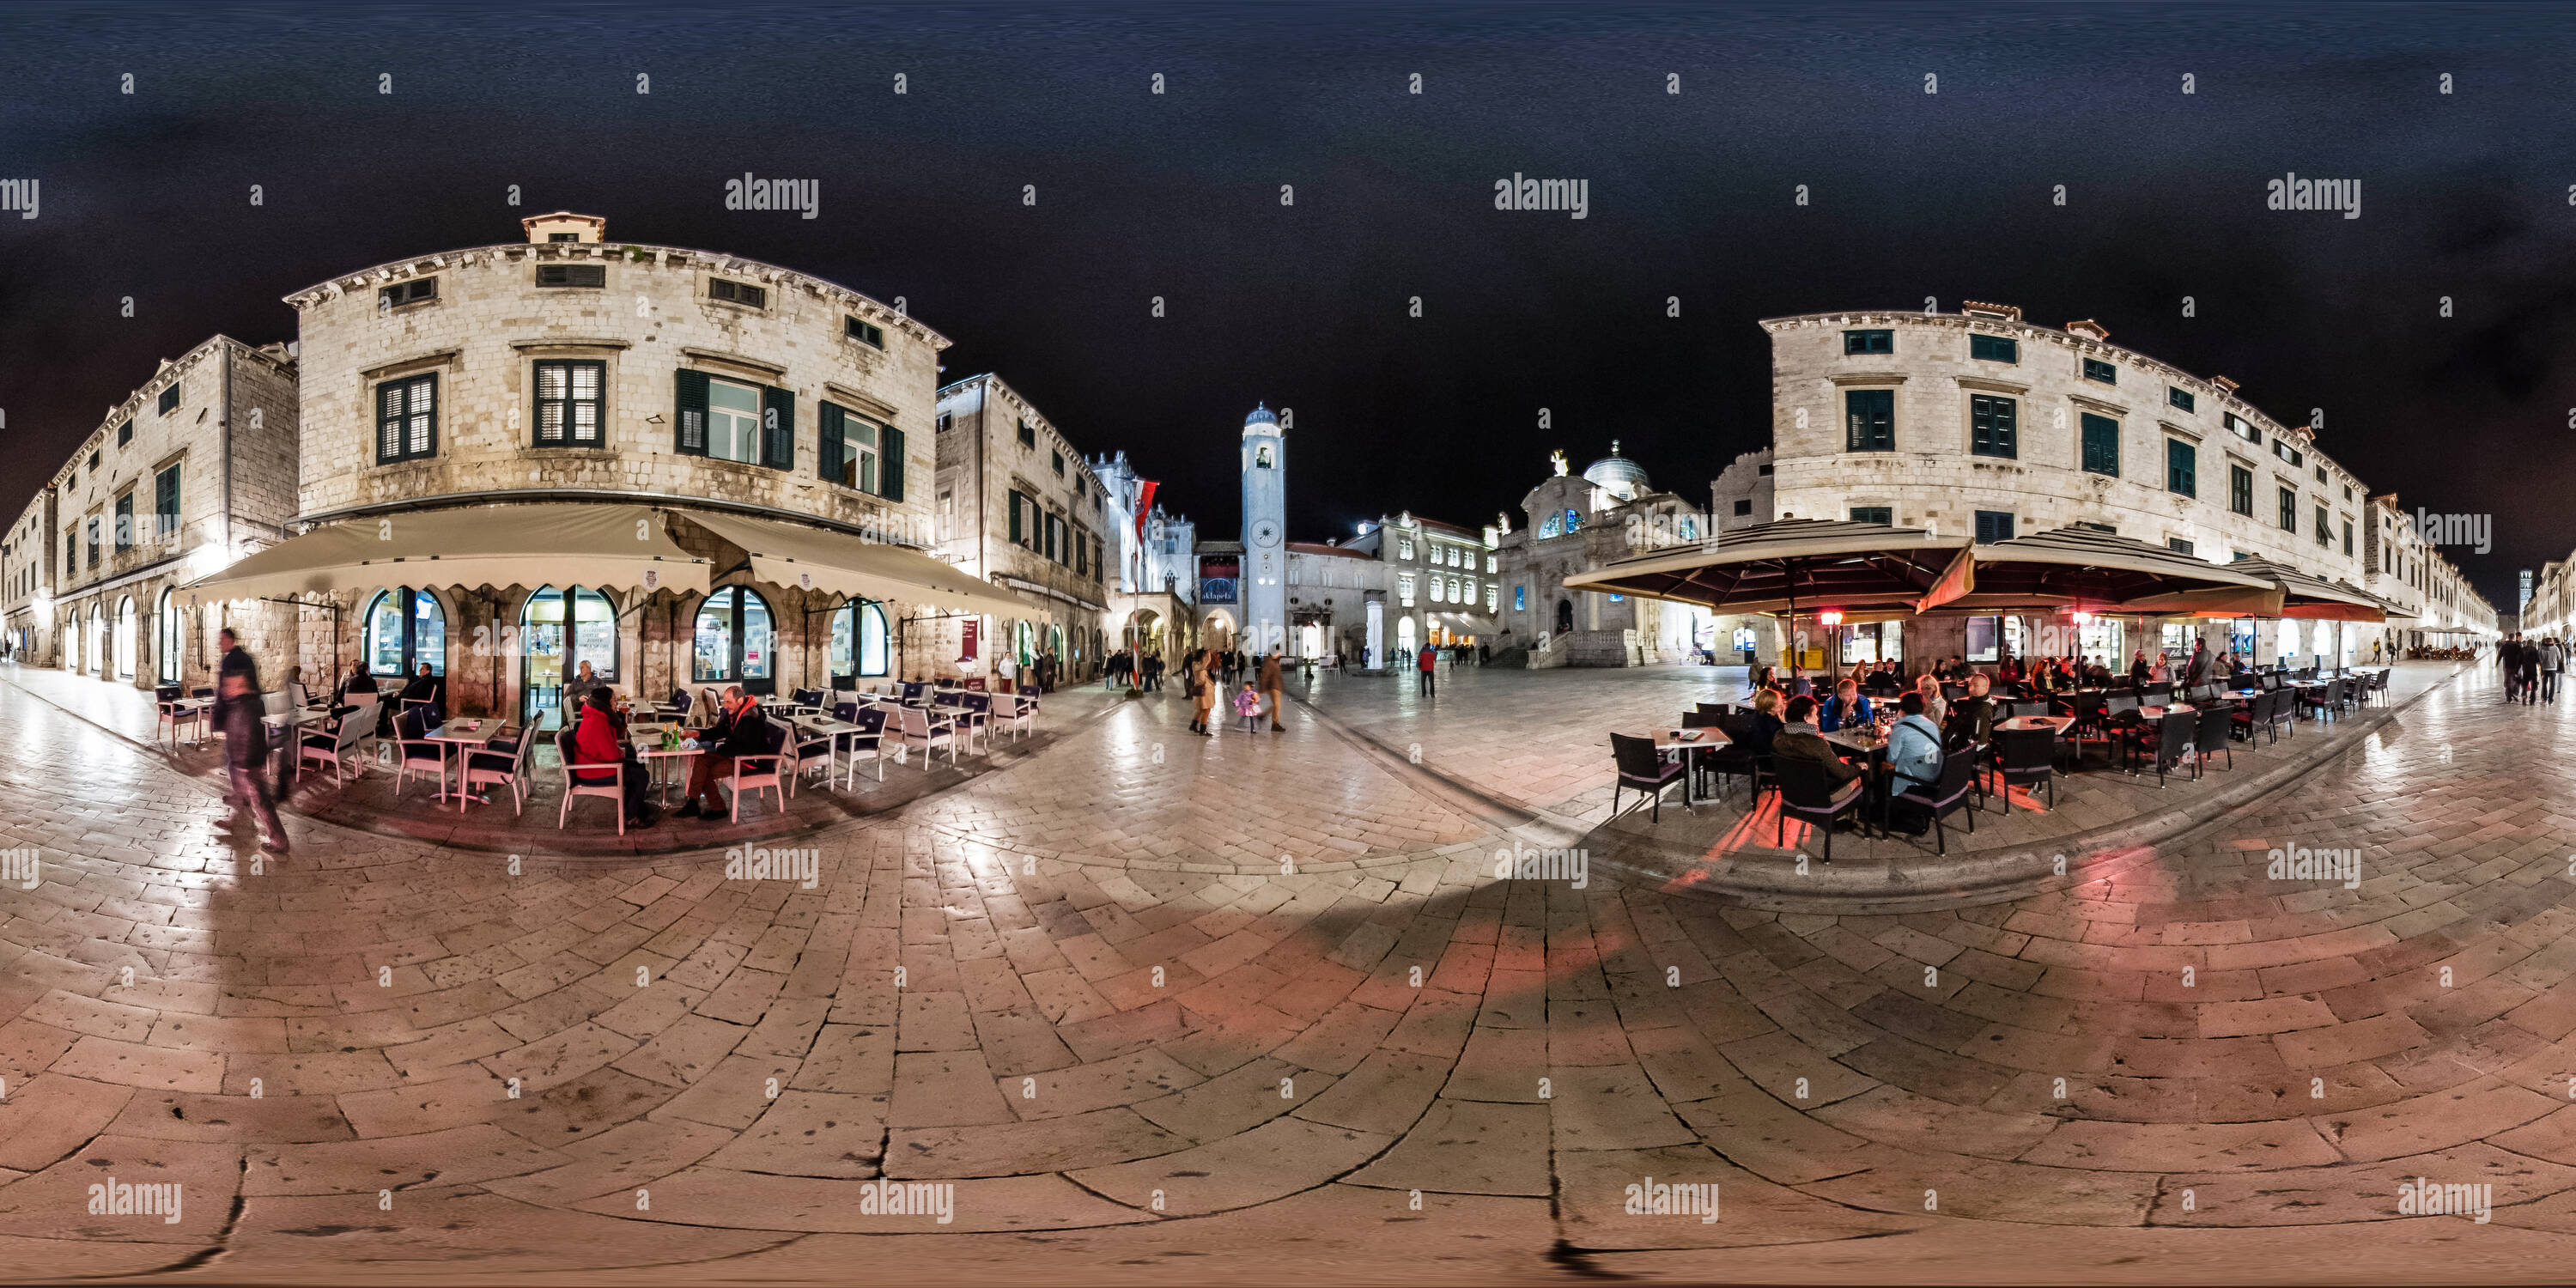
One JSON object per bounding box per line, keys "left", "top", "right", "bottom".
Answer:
{"left": 1604, "top": 662, "right": 2399, "bottom": 867}
{"left": 135, "top": 674, "right": 1072, "bottom": 855}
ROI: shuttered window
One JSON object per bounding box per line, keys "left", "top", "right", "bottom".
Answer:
{"left": 1970, "top": 395, "right": 2016, "bottom": 458}
{"left": 535, "top": 264, "right": 606, "bottom": 288}
{"left": 2080, "top": 412, "right": 2119, "bottom": 477}
{"left": 533, "top": 360, "right": 605, "bottom": 446}
{"left": 819, "top": 403, "right": 878, "bottom": 492}
{"left": 881, "top": 426, "right": 905, "bottom": 501}
{"left": 675, "top": 369, "right": 710, "bottom": 455}
{"left": 762, "top": 386, "right": 795, "bottom": 471}
{"left": 2166, "top": 439, "right": 2196, "bottom": 497}
{"left": 1844, "top": 389, "right": 1894, "bottom": 452}
{"left": 154, "top": 465, "right": 180, "bottom": 544}
{"left": 375, "top": 374, "right": 438, "bottom": 463}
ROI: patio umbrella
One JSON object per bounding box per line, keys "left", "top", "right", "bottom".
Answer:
{"left": 1935, "top": 526, "right": 2286, "bottom": 617}
{"left": 1564, "top": 518, "right": 1973, "bottom": 685}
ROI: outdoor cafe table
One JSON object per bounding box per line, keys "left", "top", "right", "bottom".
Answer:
{"left": 793, "top": 714, "right": 874, "bottom": 787}
{"left": 264, "top": 707, "right": 326, "bottom": 779}
{"left": 1649, "top": 726, "right": 1728, "bottom": 807}
{"left": 629, "top": 732, "right": 703, "bottom": 805}
{"left": 423, "top": 718, "right": 503, "bottom": 811}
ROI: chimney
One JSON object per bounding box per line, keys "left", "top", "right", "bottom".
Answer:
{"left": 2065, "top": 319, "right": 2110, "bottom": 341}
{"left": 1961, "top": 301, "right": 2020, "bottom": 321}
{"left": 2210, "top": 374, "right": 2240, "bottom": 394}
{"left": 520, "top": 211, "right": 607, "bottom": 245}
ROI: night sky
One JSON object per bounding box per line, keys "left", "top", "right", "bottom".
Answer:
{"left": 3, "top": 1, "right": 2573, "bottom": 610}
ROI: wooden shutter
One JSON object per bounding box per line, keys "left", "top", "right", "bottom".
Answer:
{"left": 881, "top": 426, "right": 905, "bottom": 501}
{"left": 674, "top": 369, "right": 709, "bottom": 455}
{"left": 1008, "top": 491, "right": 1024, "bottom": 544}
{"left": 378, "top": 381, "right": 405, "bottom": 462}
{"left": 762, "top": 386, "right": 796, "bottom": 471}
{"left": 818, "top": 403, "right": 845, "bottom": 486}
{"left": 408, "top": 374, "right": 437, "bottom": 458}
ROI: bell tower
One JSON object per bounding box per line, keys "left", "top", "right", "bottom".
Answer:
{"left": 1241, "top": 404, "right": 1286, "bottom": 653}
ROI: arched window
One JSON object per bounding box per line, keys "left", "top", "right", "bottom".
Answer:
{"left": 523, "top": 586, "right": 619, "bottom": 726}
{"left": 364, "top": 587, "right": 446, "bottom": 678}
{"left": 115, "top": 597, "right": 137, "bottom": 678}
{"left": 88, "top": 605, "right": 103, "bottom": 674}
{"left": 692, "top": 586, "right": 775, "bottom": 694}
{"left": 156, "top": 588, "right": 180, "bottom": 684}
{"left": 1555, "top": 598, "right": 1575, "bottom": 635}
{"left": 826, "top": 601, "right": 891, "bottom": 681}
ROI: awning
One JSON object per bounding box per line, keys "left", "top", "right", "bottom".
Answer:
{"left": 180, "top": 503, "right": 712, "bottom": 602}
{"left": 2219, "top": 559, "right": 2387, "bottom": 622}
{"left": 1945, "top": 527, "right": 2285, "bottom": 616}
{"left": 675, "top": 509, "right": 1036, "bottom": 619}
{"left": 1564, "top": 519, "right": 1971, "bottom": 615}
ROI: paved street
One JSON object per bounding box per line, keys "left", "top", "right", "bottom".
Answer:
{"left": 2, "top": 658, "right": 2574, "bottom": 1283}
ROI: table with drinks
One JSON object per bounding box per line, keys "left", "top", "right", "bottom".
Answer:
{"left": 632, "top": 721, "right": 706, "bottom": 805}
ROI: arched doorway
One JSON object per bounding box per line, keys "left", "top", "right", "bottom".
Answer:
{"left": 363, "top": 587, "right": 447, "bottom": 683}
{"left": 1555, "top": 598, "right": 1575, "bottom": 635}
{"left": 692, "top": 586, "right": 775, "bottom": 696}
{"left": 1201, "top": 610, "right": 1236, "bottom": 653}
{"left": 1395, "top": 613, "right": 1418, "bottom": 662}
{"left": 156, "top": 589, "right": 180, "bottom": 684}
{"left": 522, "top": 586, "right": 620, "bottom": 728}
{"left": 115, "top": 597, "right": 137, "bottom": 679}
{"left": 826, "top": 600, "right": 890, "bottom": 687}
{"left": 1299, "top": 623, "right": 1322, "bottom": 658}
{"left": 88, "top": 605, "right": 103, "bottom": 675}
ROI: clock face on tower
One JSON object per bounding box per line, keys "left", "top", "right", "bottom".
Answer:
{"left": 1252, "top": 520, "right": 1279, "bottom": 548}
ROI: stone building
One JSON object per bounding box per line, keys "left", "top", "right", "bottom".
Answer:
{"left": 3, "top": 490, "right": 54, "bottom": 663}
{"left": 1492, "top": 445, "right": 1754, "bottom": 667}
{"left": 1755, "top": 301, "right": 2494, "bottom": 669}
{"left": 225, "top": 210, "right": 1004, "bottom": 726}
{"left": 1090, "top": 450, "right": 1197, "bottom": 667}
{"left": 931, "top": 374, "right": 1113, "bottom": 681}
{"left": 1284, "top": 538, "right": 1382, "bottom": 665}
{"left": 32, "top": 336, "right": 300, "bottom": 691}
{"left": 1343, "top": 510, "right": 1496, "bottom": 666}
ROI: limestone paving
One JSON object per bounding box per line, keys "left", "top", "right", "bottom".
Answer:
{"left": 0, "top": 658, "right": 2571, "bottom": 1284}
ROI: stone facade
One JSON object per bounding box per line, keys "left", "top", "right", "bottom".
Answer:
{"left": 1284, "top": 540, "right": 1382, "bottom": 664}
{"left": 277, "top": 214, "right": 955, "bottom": 720}
{"left": 1758, "top": 304, "right": 2496, "bottom": 670}
{"left": 1496, "top": 447, "right": 1764, "bottom": 669}
{"left": 3, "top": 489, "right": 53, "bottom": 663}
{"left": 1339, "top": 512, "right": 1494, "bottom": 668}
{"left": 1091, "top": 450, "right": 1198, "bottom": 669}
{"left": 931, "top": 374, "right": 1111, "bottom": 680}
{"left": 29, "top": 336, "right": 301, "bottom": 693}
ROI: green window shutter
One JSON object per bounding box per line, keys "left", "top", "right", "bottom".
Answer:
{"left": 818, "top": 403, "right": 846, "bottom": 486}
{"left": 1008, "top": 491, "right": 1023, "bottom": 544}
{"left": 762, "top": 386, "right": 796, "bottom": 471}
{"left": 881, "top": 426, "right": 905, "bottom": 501}
{"left": 674, "top": 369, "right": 710, "bottom": 455}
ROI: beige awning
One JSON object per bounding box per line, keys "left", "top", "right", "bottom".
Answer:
{"left": 181, "top": 503, "right": 712, "bottom": 602}
{"left": 675, "top": 509, "right": 1037, "bottom": 619}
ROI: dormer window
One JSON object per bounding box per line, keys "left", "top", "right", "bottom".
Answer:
{"left": 548, "top": 233, "right": 578, "bottom": 242}
{"left": 380, "top": 278, "right": 436, "bottom": 310}
{"left": 845, "top": 316, "right": 884, "bottom": 349}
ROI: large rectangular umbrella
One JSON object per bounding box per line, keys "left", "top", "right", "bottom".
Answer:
{"left": 675, "top": 508, "right": 1038, "bottom": 620}
{"left": 1937, "top": 526, "right": 2286, "bottom": 617}
{"left": 179, "top": 502, "right": 713, "bottom": 602}
{"left": 1564, "top": 518, "right": 1973, "bottom": 683}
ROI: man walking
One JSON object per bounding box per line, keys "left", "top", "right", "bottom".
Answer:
{"left": 2543, "top": 636, "right": 2565, "bottom": 704}
{"left": 2500, "top": 635, "right": 2523, "bottom": 703}
{"left": 1260, "top": 649, "right": 1285, "bottom": 732}
{"left": 1416, "top": 642, "right": 1437, "bottom": 696}
{"left": 216, "top": 628, "right": 289, "bottom": 855}
{"left": 2185, "top": 637, "right": 2210, "bottom": 690}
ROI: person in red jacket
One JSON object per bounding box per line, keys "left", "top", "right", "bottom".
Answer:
{"left": 571, "top": 687, "right": 654, "bottom": 828}
{"left": 1416, "top": 643, "right": 1437, "bottom": 696}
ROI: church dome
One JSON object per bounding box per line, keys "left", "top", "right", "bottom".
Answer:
{"left": 1243, "top": 404, "right": 1279, "bottom": 433}
{"left": 1582, "top": 441, "right": 1649, "bottom": 499}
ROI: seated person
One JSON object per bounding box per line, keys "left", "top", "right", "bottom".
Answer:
{"left": 341, "top": 669, "right": 381, "bottom": 701}
{"left": 677, "top": 687, "right": 775, "bottom": 820}
{"left": 1817, "top": 678, "right": 1874, "bottom": 733}
{"left": 1772, "top": 695, "right": 1864, "bottom": 809}
{"left": 398, "top": 663, "right": 447, "bottom": 722}
{"left": 1737, "top": 687, "right": 1784, "bottom": 756}
{"left": 1880, "top": 691, "right": 1947, "bottom": 835}
{"left": 1945, "top": 673, "right": 1997, "bottom": 746}
{"left": 570, "top": 685, "right": 654, "bottom": 828}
